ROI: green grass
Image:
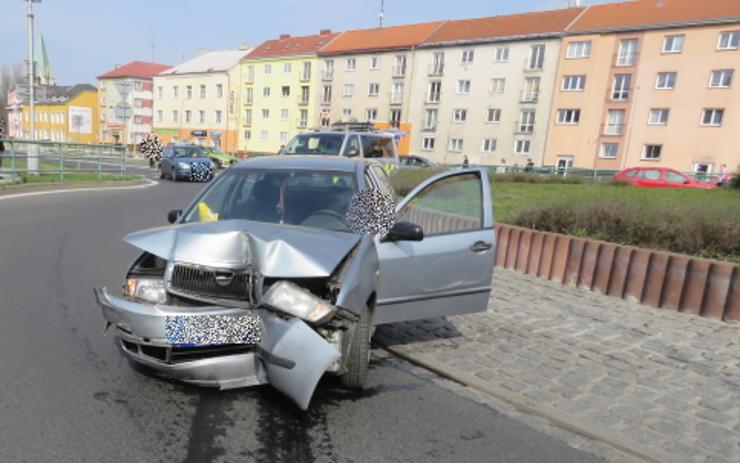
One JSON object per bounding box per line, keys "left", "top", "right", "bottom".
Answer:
{"left": 390, "top": 169, "right": 740, "bottom": 262}
{"left": 1, "top": 158, "right": 140, "bottom": 188}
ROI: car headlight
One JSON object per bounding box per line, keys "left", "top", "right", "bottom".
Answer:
{"left": 177, "top": 161, "right": 190, "bottom": 169}
{"left": 263, "top": 281, "right": 336, "bottom": 324}
{"left": 124, "top": 278, "right": 167, "bottom": 304}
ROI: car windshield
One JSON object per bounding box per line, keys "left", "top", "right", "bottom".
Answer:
{"left": 183, "top": 168, "right": 358, "bottom": 232}
{"left": 173, "top": 146, "right": 205, "bottom": 158}
{"left": 283, "top": 134, "right": 345, "bottom": 156}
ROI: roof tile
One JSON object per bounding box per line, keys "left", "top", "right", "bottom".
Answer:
{"left": 97, "top": 61, "right": 171, "bottom": 80}
{"left": 246, "top": 31, "right": 339, "bottom": 59}
{"left": 319, "top": 22, "right": 445, "bottom": 55}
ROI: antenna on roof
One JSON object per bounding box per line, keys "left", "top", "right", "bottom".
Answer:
{"left": 379, "top": 0, "right": 385, "bottom": 28}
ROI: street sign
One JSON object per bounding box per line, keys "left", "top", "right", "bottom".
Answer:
{"left": 191, "top": 130, "right": 207, "bottom": 137}
{"left": 115, "top": 81, "right": 133, "bottom": 97}
{"left": 114, "top": 102, "right": 133, "bottom": 121}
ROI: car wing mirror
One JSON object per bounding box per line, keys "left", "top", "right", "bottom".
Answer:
{"left": 384, "top": 221, "right": 423, "bottom": 242}
{"left": 167, "top": 209, "right": 182, "bottom": 224}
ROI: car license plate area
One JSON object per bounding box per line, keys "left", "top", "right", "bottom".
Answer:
{"left": 165, "top": 313, "right": 262, "bottom": 346}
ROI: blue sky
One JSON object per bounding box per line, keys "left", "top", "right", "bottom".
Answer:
{"left": 2, "top": 0, "right": 617, "bottom": 84}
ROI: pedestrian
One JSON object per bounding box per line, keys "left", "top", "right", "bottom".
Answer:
{"left": 496, "top": 158, "right": 507, "bottom": 174}
{"left": 718, "top": 164, "right": 730, "bottom": 185}
{"left": 462, "top": 155, "right": 470, "bottom": 169}
{"left": 524, "top": 158, "right": 534, "bottom": 173}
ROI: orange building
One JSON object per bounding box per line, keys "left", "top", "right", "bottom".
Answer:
{"left": 545, "top": 0, "right": 740, "bottom": 175}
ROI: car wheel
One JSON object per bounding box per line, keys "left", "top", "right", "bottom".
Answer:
{"left": 158, "top": 166, "right": 164, "bottom": 179}
{"left": 171, "top": 170, "right": 178, "bottom": 182}
{"left": 340, "top": 304, "right": 373, "bottom": 389}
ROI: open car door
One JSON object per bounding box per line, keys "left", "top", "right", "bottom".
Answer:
{"left": 375, "top": 168, "right": 495, "bottom": 324}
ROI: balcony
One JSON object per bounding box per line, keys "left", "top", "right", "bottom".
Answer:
{"left": 245, "top": 75, "right": 255, "bottom": 84}
{"left": 300, "top": 73, "right": 312, "bottom": 82}
{"left": 244, "top": 97, "right": 253, "bottom": 106}
{"left": 392, "top": 65, "right": 406, "bottom": 78}
{"left": 321, "top": 70, "right": 334, "bottom": 81}
{"left": 520, "top": 91, "right": 540, "bottom": 103}
{"left": 428, "top": 64, "right": 444, "bottom": 76}
{"left": 320, "top": 96, "right": 332, "bottom": 106}
{"left": 297, "top": 95, "right": 310, "bottom": 106}
{"left": 514, "top": 121, "right": 535, "bottom": 134}
{"left": 602, "top": 123, "right": 625, "bottom": 136}
{"left": 389, "top": 93, "right": 403, "bottom": 105}
{"left": 297, "top": 118, "right": 308, "bottom": 129}
{"left": 425, "top": 91, "right": 441, "bottom": 104}
{"left": 421, "top": 122, "right": 437, "bottom": 132}
{"left": 243, "top": 120, "right": 252, "bottom": 127}
{"left": 523, "top": 58, "right": 544, "bottom": 73}
{"left": 613, "top": 52, "right": 638, "bottom": 67}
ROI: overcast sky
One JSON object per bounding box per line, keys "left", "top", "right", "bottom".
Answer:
{"left": 1, "top": 0, "right": 618, "bottom": 85}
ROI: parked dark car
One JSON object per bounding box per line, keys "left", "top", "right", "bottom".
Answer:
{"left": 399, "top": 155, "right": 438, "bottom": 168}
{"left": 158, "top": 144, "right": 215, "bottom": 182}
{"left": 614, "top": 167, "right": 715, "bottom": 189}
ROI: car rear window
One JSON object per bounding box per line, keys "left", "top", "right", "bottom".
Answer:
{"left": 283, "top": 134, "right": 344, "bottom": 156}
{"left": 360, "top": 135, "right": 394, "bottom": 159}
{"left": 639, "top": 170, "right": 660, "bottom": 180}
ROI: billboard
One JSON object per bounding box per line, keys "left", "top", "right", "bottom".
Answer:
{"left": 68, "top": 106, "right": 93, "bottom": 134}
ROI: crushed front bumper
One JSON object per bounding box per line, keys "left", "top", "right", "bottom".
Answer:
{"left": 94, "top": 287, "right": 340, "bottom": 409}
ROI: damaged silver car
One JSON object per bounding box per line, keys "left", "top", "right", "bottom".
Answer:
{"left": 95, "top": 156, "right": 494, "bottom": 409}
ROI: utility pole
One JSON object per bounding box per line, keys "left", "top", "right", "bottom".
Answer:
{"left": 26, "top": 0, "right": 41, "bottom": 173}
{"left": 379, "top": 0, "right": 385, "bottom": 28}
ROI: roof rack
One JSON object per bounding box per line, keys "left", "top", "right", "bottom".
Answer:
{"left": 328, "top": 121, "right": 377, "bottom": 132}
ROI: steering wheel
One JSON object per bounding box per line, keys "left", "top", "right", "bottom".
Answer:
{"left": 301, "top": 209, "right": 347, "bottom": 229}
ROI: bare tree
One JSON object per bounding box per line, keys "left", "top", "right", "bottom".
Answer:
{"left": 0, "top": 62, "right": 25, "bottom": 122}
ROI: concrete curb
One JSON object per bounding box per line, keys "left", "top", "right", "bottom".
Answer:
{"left": 377, "top": 341, "right": 674, "bottom": 463}
{"left": 0, "top": 179, "right": 157, "bottom": 200}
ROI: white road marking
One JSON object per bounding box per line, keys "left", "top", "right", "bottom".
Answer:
{"left": 0, "top": 179, "right": 159, "bottom": 201}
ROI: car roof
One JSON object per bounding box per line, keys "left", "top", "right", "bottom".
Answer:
{"left": 304, "top": 130, "right": 394, "bottom": 139}
{"left": 232, "top": 155, "right": 376, "bottom": 173}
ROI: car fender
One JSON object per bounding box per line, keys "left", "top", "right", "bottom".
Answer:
{"left": 334, "top": 236, "right": 378, "bottom": 317}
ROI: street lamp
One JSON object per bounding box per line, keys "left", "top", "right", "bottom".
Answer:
{"left": 25, "top": 0, "right": 41, "bottom": 173}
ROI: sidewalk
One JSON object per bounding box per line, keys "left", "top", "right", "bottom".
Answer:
{"left": 375, "top": 269, "right": 740, "bottom": 463}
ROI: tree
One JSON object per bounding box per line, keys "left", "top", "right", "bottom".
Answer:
{"left": 0, "top": 63, "right": 25, "bottom": 123}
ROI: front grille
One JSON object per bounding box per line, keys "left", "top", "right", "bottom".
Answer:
{"left": 169, "top": 263, "right": 253, "bottom": 305}
{"left": 120, "top": 336, "right": 254, "bottom": 364}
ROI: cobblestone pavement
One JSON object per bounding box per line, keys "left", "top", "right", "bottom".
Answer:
{"left": 375, "top": 269, "right": 740, "bottom": 463}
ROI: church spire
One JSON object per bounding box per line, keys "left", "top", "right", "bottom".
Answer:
{"left": 33, "top": 32, "right": 54, "bottom": 85}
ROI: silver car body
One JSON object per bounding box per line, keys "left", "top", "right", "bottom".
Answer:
{"left": 96, "top": 156, "right": 494, "bottom": 409}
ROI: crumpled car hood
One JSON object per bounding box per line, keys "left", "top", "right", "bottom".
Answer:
{"left": 124, "top": 220, "right": 360, "bottom": 278}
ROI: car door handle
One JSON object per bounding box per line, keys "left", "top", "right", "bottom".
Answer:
{"left": 470, "top": 241, "right": 493, "bottom": 252}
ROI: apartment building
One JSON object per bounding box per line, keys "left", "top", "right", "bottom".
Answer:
{"left": 97, "top": 61, "right": 171, "bottom": 146}
{"left": 153, "top": 49, "right": 250, "bottom": 151}
{"left": 545, "top": 0, "right": 740, "bottom": 174}
{"left": 317, "top": 22, "right": 445, "bottom": 154}
{"left": 407, "top": 8, "right": 585, "bottom": 166}
{"left": 238, "top": 30, "right": 338, "bottom": 153}
{"left": 19, "top": 84, "right": 98, "bottom": 143}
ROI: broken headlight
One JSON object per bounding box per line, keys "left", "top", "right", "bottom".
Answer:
{"left": 124, "top": 278, "right": 167, "bottom": 304}
{"left": 263, "top": 281, "right": 336, "bottom": 324}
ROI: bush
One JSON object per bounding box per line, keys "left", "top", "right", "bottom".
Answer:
{"left": 728, "top": 171, "right": 740, "bottom": 189}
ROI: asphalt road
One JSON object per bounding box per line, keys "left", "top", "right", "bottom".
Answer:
{"left": 0, "top": 176, "right": 603, "bottom": 463}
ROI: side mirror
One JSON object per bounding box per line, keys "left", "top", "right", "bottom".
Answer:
{"left": 167, "top": 209, "right": 182, "bottom": 224}
{"left": 384, "top": 221, "right": 424, "bottom": 242}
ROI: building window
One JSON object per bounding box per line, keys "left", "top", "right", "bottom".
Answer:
{"left": 457, "top": 80, "right": 471, "bottom": 94}
{"left": 280, "top": 109, "right": 289, "bottom": 121}
{"left": 172, "top": 110, "right": 178, "bottom": 123}
{"left": 302, "top": 62, "right": 311, "bottom": 81}
{"left": 612, "top": 74, "right": 631, "bottom": 100}
{"left": 198, "top": 111, "right": 205, "bottom": 123}
{"left": 642, "top": 144, "right": 662, "bottom": 160}
{"left": 648, "top": 108, "right": 670, "bottom": 125}
{"left": 264, "top": 64, "right": 272, "bottom": 75}
{"left": 617, "top": 39, "right": 639, "bottom": 66}
{"left": 523, "top": 77, "right": 540, "bottom": 101}
{"left": 717, "top": 31, "right": 740, "bottom": 50}
{"left": 461, "top": 49, "right": 474, "bottom": 64}
{"left": 186, "top": 85, "right": 192, "bottom": 99}
{"left": 701, "top": 109, "right": 724, "bottom": 126}
{"left": 368, "top": 83, "right": 380, "bottom": 96}
{"left": 199, "top": 85, "right": 206, "bottom": 98}
{"left": 262, "top": 109, "right": 269, "bottom": 119}
{"left": 514, "top": 139, "right": 531, "bottom": 154}
{"left": 343, "top": 84, "right": 354, "bottom": 97}
{"left": 422, "top": 136, "right": 435, "bottom": 151}
{"left": 494, "top": 47, "right": 509, "bottom": 63}
{"left": 299, "top": 109, "right": 308, "bottom": 127}
{"left": 600, "top": 143, "right": 619, "bottom": 159}
{"left": 366, "top": 108, "right": 377, "bottom": 122}
{"left": 282, "top": 86, "right": 290, "bottom": 97}
{"left": 322, "top": 85, "right": 332, "bottom": 104}
{"left": 486, "top": 108, "right": 501, "bottom": 124}
{"left": 243, "top": 109, "right": 252, "bottom": 125}
{"left": 262, "top": 87, "right": 271, "bottom": 97}
{"left": 424, "top": 109, "right": 438, "bottom": 129}
{"left": 391, "top": 83, "right": 403, "bottom": 104}
{"left": 134, "top": 81, "right": 142, "bottom": 91}
{"left": 283, "top": 63, "right": 292, "bottom": 74}
{"left": 449, "top": 138, "right": 463, "bottom": 152}
{"left": 341, "top": 109, "right": 352, "bottom": 121}
{"left": 172, "top": 86, "right": 178, "bottom": 98}
{"left": 427, "top": 81, "right": 441, "bottom": 102}
{"left": 518, "top": 110, "right": 535, "bottom": 133}
{"left": 528, "top": 44, "right": 545, "bottom": 70}
{"left": 390, "top": 109, "right": 401, "bottom": 128}
{"left": 567, "top": 41, "right": 591, "bottom": 59}
{"left": 562, "top": 75, "right": 586, "bottom": 91}
{"left": 243, "top": 130, "right": 251, "bottom": 140}
{"left": 157, "top": 86, "right": 163, "bottom": 98}
{"left": 215, "top": 110, "right": 222, "bottom": 124}
{"left": 157, "top": 110, "right": 163, "bottom": 122}
{"left": 370, "top": 56, "right": 380, "bottom": 70}
{"left": 557, "top": 109, "right": 581, "bottom": 125}
{"left": 346, "top": 58, "right": 356, "bottom": 71}
{"left": 453, "top": 109, "right": 467, "bottom": 123}
{"left": 490, "top": 78, "right": 505, "bottom": 94}
{"left": 662, "top": 35, "right": 685, "bottom": 53}
{"left": 280, "top": 131, "right": 288, "bottom": 142}
{"left": 482, "top": 138, "right": 497, "bottom": 153}
{"left": 185, "top": 110, "right": 191, "bottom": 123}
{"left": 709, "top": 70, "right": 733, "bottom": 88}
{"left": 605, "top": 109, "right": 625, "bottom": 135}
{"left": 393, "top": 55, "right": 407, "bottom": 77}
{"left": 656, "top": 72, "right": 677, "bottom": 89}
{"left": 260, "top": 130, "right": 268, "bottom": 140}
{"left": 134, "top": 115, "right": 142, "bottom": 124}
{"left": 244, "top": 87, "right": 254, "bottom": 104}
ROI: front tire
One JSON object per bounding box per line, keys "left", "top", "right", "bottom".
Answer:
{"left": 340, "top": 304, "right": 373, "bottom": 389}
{"left": 171, "top": 169, "right": 178, "bottom": 182}
{"left": 158, "top": 166, "right": 164, "bottom": 179}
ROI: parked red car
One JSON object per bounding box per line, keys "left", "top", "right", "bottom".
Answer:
{"left": 614, "top": 167, "right": 715, "bottom": 189}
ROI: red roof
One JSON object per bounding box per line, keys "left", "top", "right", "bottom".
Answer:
{"left": 424, "top": 8, "right": 585, "bottom": 44}
{"left": 97, "top": 61, "right": 171, "bottom": 80}
{"left": 569, "top": 0, "right": 740, "bottom": 33}
{"left": 246, "top": 31, "right": 339, "bottom": 59}
{"left": 319, "top": 22, "right": 445, "bottom": 55}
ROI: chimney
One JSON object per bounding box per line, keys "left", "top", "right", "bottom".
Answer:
{"left": 320, "top": 29, "right": 332, "bottom": 36}
{"left": 279, "top": 34, "right": 291, "bottom": 40}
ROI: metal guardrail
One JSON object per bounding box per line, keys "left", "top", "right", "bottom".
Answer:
{"left": 0, "top": 139, "right": 132, "bottom": 183}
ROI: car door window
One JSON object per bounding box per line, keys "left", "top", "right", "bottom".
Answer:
{"left": 369, "top": 165, "right": 397, "bottom": 202}
{"left": 639, "top": 169, "right": 660, "bottom": 180}
{"left": 341, "top": 135, "right": 361, "bottom": 157}
{"left": 398, "top": 172, "right": 482, "bottom": 236}
{"left": 624, "top": 170, "right": 638, "bottom": 178}
{"left": 665, "top": 171, "right": 687, "bottom": 183}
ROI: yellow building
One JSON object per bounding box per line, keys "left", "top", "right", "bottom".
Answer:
{"left": 238, "top": 30, "right": 339, "bottom": 153}
{"left": 21, "top": 84, "right": 99, "bottom": 143}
